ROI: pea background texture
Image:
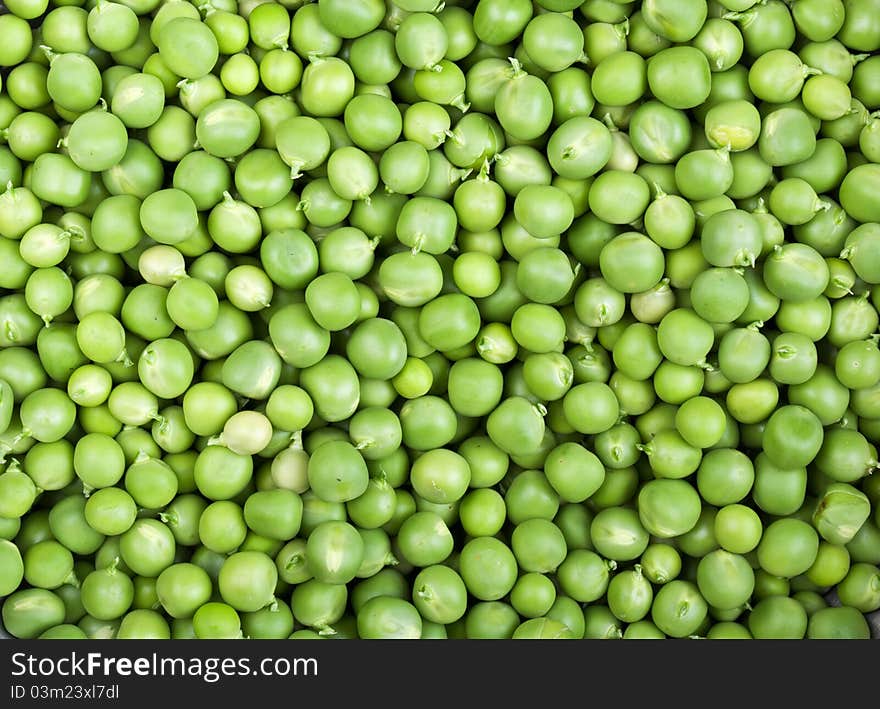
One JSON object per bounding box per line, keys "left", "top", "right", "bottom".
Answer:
{"left": 0, "top": 0, "right": 880, "bottom": 642}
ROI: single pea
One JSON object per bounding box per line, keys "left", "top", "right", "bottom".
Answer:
{"left": 2, "top": 589, "right": 66, "bottom": 639}
{"left": 713, "top": 504, "right": 763, "bottom": 555}
{"left": 590, "top": 173, "right": 652, "bottom": 226}
{"left": 638, "top": 479, "right": 702, "bottom": 538}
{"left": 762, "top": 404, "right": 825, "bottom": 469}
{"left": 412, "top": 564, "right": 468, "bottom": 626}
{"left": 814, "top": 428, "right": 876, "bottom": 484}
{"left": 757, "top": 518, "right": 820, "bottom": 579}
{"left": 836, "top": 563, "right": 880, "bottom": 612}
{"left": 651, "top": 580, "right": 708, "bottom": 638}
{"left": 590, "top": 507, "right": 650, "bottom": 562}
{"left": 759, "top": 107, "right": 817, "bottom": 167}
{"left": 409, "top": 448, "right": 471, "bottom": 505}
{"left": 357, "top": 596, "right": 421, "bottom": 639}
{"left": 648, "top": 47, "right": 711, "bottom": 109}
{"left": 307, "top": 439, "right": 368, "bottom": 503}
{"left": 676, "top": 397, "right": 727, "bottom": 449}
{"left": 748, "top": 596, "right": 808, "bottom": 639}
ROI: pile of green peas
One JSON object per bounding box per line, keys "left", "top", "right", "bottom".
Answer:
{"left": 1, "top": 0, "right": 880, "bottom": 642}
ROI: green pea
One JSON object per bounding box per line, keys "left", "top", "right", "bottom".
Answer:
{"left": 307, "top": 439, "right": 368, "bottom": 504}
{"left": 751, "top": 453, "right": 807, "bottom": 518}
{"left": 764, "top": 245, "right": 830, "bottom": 307}
{"left": 503, "top": 469, "right": 559, "bottom": 526}
{"left": 62, "top": 109, "right": 128, "bottom": 176}
{"left": 344, "top": 480, "right": 396, "bottom": 535}
{"left": 410, "top": 564, "right": 467, "bottom": 626}
{"left": 2, "top": 588, "right": 66, "bottom": 639}
{"left": 590, "top": 172, "right": 653, "bottom": 226}
{"left": 299, "top": 56, "right": 356, "bottom": 117}
{"left": 760, "top": 405, "right": 823, "bottom": 472}
{"left": 179, "top": 382, "right": 234, "bottom": 440}
{"left": 612, "top": 323, "right": 664, "bottom": 382}
{"left": 638, "top": 479, "right": 702, "bottom": 538}
{"left": 388, "top": 356, "right": 431, "bottom": 400}
{"left": 417, "top": 293, "right": 481, "bottom": 354}
{"left": 639, "top": 428, "right": 703, "bottom": 480}
{"left": 82, "top": 487, "right": 136, "bottom": 538}
{"left": 691, "top": 15, "right": 743, "bottom": 69}
{"left": 100, "top": 139, "right": 164, "bottom": 202}
{"left": 648, "top": 579, "right": 707, "bottom": 638}
{"left": 836, "top": 339, "right": 880, "bottom": 389}
{"left": 755, "top": 517, "right": 820, "bottom": 579}
{"left": 718, "top": 324, "right": 772, "bottom": 385}
{"left": 191, "top": 99, "right": 259, "bottom": 160}
{"left": 30, "top": 152, "right": 92, "bottom": 210}
{"left": 450, "top": 251, "right": 500, "bottom": 301}
{"left": 836, "top": 562, "right": 880, "bottom": 612}
{"left": 814, "top": 427, "right": 876, "bottom": 483}
{"left": 507, "top": 572, "right": 556, "bottom": 620}
{"left": 700, "top": 210, "right": 761, "bottom": 270}
{"left": 301, "top": 520, "right": 363, "bottom": 587}
{"left": 458, "top": 536, "right": 518, "bottom": 602}
{"left": 598, "top": 232, "right": 665, "bottom": 294}
{"left": 493, "top": 62, "right": 552, "bottom": 141}
{"left": 214, "top": 550, "right": 277, "bottom": 614}
{"left": 656, "top": 308, "right": 714, "bottom": 367}
{"left": 641, "top": 198, "right": 693, "bottom": 255}
{"left": 759, "top": 107, "right": 817, "bottom": 167}
{"left": 627, "top": 103, "right": 691, "bottom": 168}
{"left": 392, "top": 510, "right": 451, "bottom": 568}
{"left": 840, "top": 226, "right": 880, "bottom": 290}
{"left": 786, "top": 364, "right": 849, "bottom": 427}
{"left": 546, "top": 116, "right": 613, "bottom": 180}
{"left": 641, "top": 0, "right": 707, "bottom": 42}
{"left": 220, "top": 342, "right": 281, "bottom": 403}
{"left": 710, "top": 504, "right": 761, "bottom": 555}
{"left": 809, "top": 484, "right": 869, "bottom": 555}
{"left": 647, "top": 47, "right": 711, "bottom": 110}
{"left": 457, "top": 436, "right": 509, "bottom": 490}
{"left": 748, "top": 596, "right": 808, "bottom": 639}
{"left": 407, "top": 447, "right": 470, "bottom": 504}
{"left": 807, "top": 606, "right": 871, "bottom": 639}
{"left": 194, "top": 445, "right": 253, "bottom": 502}
{"left": 148, "top": 563, "right": 208, "bottom": 621}
{"left": 399, "top": 102, "right": 449, "bottom": 152}
{"left": 137, "top": 189, "right": 197, "bottom": 246}
{"left": 272, "top": 538, "right": 311, "bottom": 588}
{"left": 652, "top": 359, "right": 700, "bottom": 405}
{"left": 342, "top": 318, "right": 407, "bottom": 382}
{"left": 300, "top": 355, "right": 361, "bottom": 424}
{"left": 520, "top": 12, "right": 584, "bottom": 73}
{"left": 455, "top": 488, "right": 504, "bottom": 539}
{"left": 355, "top": 596, "right": 420, "bottom": 639}
{"left": 21, "top": 538, "right": 75, "bottom": 591}
{"left": 266, "top": 304, "right": 328, "bottom": 371}
{"left": 5, "top": 112, "right": 59, "bottom": 170}
{"left": 590, "top": 50, "right": 646, "bottom": 108}
{"left": 183, "top": 602, "right": 239, "bottom": 640}
{"left": 695, "top": 549, "right": 755, "bottom": 611}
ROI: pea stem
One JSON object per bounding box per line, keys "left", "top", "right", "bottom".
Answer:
{"left": 506, "top": 56, "right": 525, "bottom": 78}
{"left": 39, "top": 45, "right": 56, "bottom": 63}
{"left": 449, "top": 94, "right": 470, "bottom": 113}
{"left": 63, "top": 570, "right": 81, "bottom": 589}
